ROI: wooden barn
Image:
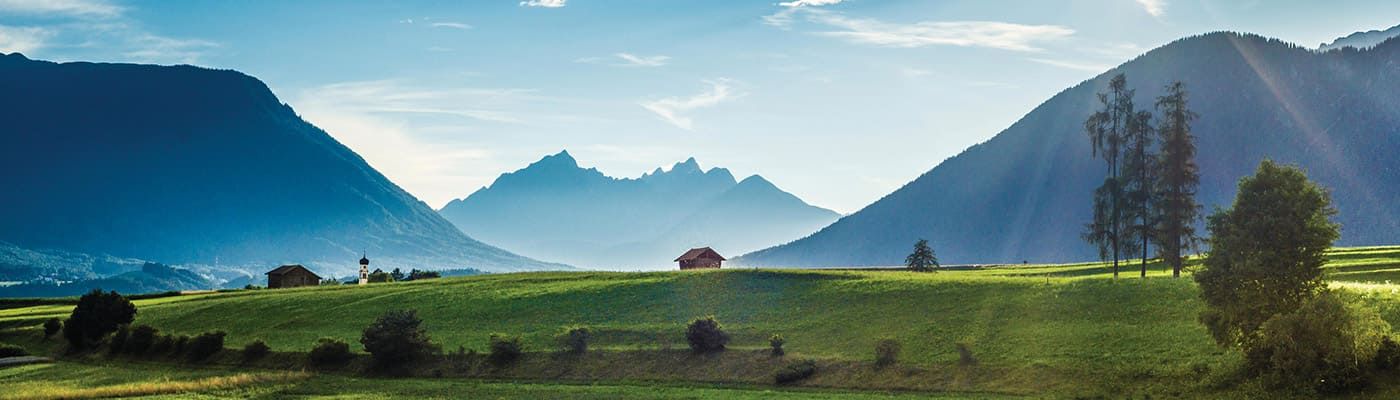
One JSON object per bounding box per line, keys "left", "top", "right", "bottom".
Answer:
{"left": 675, "top": 247, "right": 725, "bottom": 270}
{"left": 266, "top": 264, "right": 321, "bottom": 288}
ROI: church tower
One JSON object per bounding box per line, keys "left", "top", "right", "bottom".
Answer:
{"left": 358, "top": 253, "right": 370, "bottom": 285}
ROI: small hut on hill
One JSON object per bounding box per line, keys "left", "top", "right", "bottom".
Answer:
{"left": 675, "top": 247, "right": 725, "bottom": 270}
{"left": 266, "top": 264, "right": 321, "bottom": 288}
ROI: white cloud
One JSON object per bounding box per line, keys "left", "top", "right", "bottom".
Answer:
{"left": 802, "top": 10, "right": 1075, "bottom": 52}
{"left": 520, "top": 0, "right": 565, "bottom": 8}
{"left": 120, "top": 33, "right": 220, "bottom": 65}
{"left": 640, "top": 79, "right": 742, "bottom": 131}
{"left": 431, "top": 22, "right": 471, "bottom": 30}
{"left": 0, "top": 25, "right": 51, "bottom": 54}
{"left": 0, "top": 0, "right": 121, "bottom": 18}
{"left": 614, "top": 52, "right": 669, "bottom": 67}
{"left": 778, "top": 0, "right": 844, "bottom": 7}
{"left": 1135, "top": 0, "right": 1165, "bottom": 17}
{"left": 301, "top": 80, "right": 539, "bottom": 124}
{"left": 1027, "top": 57, "right": 1112, "bottom": 73}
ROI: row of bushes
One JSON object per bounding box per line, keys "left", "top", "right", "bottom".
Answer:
{"left": 107, "top": 324, "right": 227, "bottom": 362}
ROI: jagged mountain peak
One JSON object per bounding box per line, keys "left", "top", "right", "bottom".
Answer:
{"left": 1319, "top": 24, "right": 1400, "bottom": 51}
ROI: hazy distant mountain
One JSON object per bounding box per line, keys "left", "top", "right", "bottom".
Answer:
{"left": 438, "top": 151, "right": 840, "bottom": 269}
{"left": 739, "top": 32, "right": 1400, "bottom": 267}
{"left": 0, "top": 52, "right": 565, "bottom": 285}
{"left": 0, "top": 262, "right": 214, "bottom": 298}
{"left": 1319, "top": 24, "right": 1400, "bottom": 51}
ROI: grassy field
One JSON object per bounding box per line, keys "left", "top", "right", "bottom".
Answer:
{"left": 2, "top": 245, "right": 1399, "bottom": 398}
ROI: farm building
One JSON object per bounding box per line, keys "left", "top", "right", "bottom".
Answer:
{"left": 266, "top": 264, "right": 322, "bottom": 288}
{"left": 675, "top": 247, "right": 725, "bottom": 270}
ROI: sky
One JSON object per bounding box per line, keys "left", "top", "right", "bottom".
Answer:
{"left": 2, "top": 0, "right": 1397, "bottom": 213}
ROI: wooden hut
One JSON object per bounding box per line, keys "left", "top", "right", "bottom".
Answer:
{"left": 266, "top": 264, "right": 322, "bottom": 288}
{"left": 675, "top": 247, "right": 725, "bottom": 270}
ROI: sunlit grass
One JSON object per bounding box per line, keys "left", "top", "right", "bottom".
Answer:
{"left": 0, "top": 363, "right": 308, "bottom": 400}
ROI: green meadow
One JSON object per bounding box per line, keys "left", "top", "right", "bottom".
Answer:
{"left": 3, "top": 246, "right": 1400, "bottom": 398}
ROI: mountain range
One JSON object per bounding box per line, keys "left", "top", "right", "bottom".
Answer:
{"left": 1319, "top": 24, "right": 1400, "bottom": 51}
{"left": 0, "top": 52, "right": 564, "bottom": 293}
{"left": 738, "top": 32, "right": 1400, "bottom": 267}
{"left": 438, "top": 151, "right": 840, "bottom": 269}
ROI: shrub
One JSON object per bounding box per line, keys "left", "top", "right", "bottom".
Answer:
{"left": 769, "top": 334, "right": 785, "bottom": 356}
{"left": 1376, "top": 336, "right": 1400, "bottom": 370}
{"left": 186, "top": 331, "right": 226, "bottom": 362}
{"left": 151, "top": 334, "right": 174, "bottom": 355}
{"left": 557, "top": 326, "right": 591, "bottom": 354}
{"left": 126, "top": 325, "right": 159, "bottom": 355}
{"left": 956, "top": 342, "right": 978, "bottom": 366}
{"left": 63, "top": 289, "right": 137, "bottom": 349}
{"left": 108, "top": 325, "right": 129, "bottom": 355}
{"left": 488, "top": 334, "right": 523, "bottom": 366}
{"left": 360, "top": 309, "right": 437, "bottom": 370}
{"left": 172, "top": 335, "right": 190, "bottom": 355}
{"left": 874, "top": 338, "right": 900, "bottom": 367}
{"left": 243, "top": 340, "right": 271, "bottom": 361}
{"left": 685, "top": 316, "right": 730, "bottom": 353}
{"left": 43, "top": 318, "right": 61, "bottom": 339}
{"left": 1254, "top": 290, "right": 1389, "bottom": 393}
{"left": 309, "top": 337, "right": 354, "bottom": 367}
{"left": 0, "top": 344, "right": 28, "bottom": 358}
{"left": 774, "top": 359, "right": 817, "bottom": 384}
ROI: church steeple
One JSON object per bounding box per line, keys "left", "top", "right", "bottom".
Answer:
{"left": 358, "top": 252, "right": 370, "bottom": 285}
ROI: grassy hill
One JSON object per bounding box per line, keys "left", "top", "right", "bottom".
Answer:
{"left": 3, "top": 246, "right": 1400, "bottom": 398}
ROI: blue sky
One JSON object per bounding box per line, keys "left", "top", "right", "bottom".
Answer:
{"left": 2, "top": 0, "right": 1397, "bottom": 213}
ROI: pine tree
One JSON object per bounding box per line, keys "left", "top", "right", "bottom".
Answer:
{"left": 1083, "top": 74, "right": 1137, "bottom": 279}
{"left": 1153, "top": 81, "right": 1201, "bottom": 278}
{"left": 905, "top": 239, "right": 939, "bottom": 272}
{"left": 1123, "top": 107, "right": 1156, "bottom": 278}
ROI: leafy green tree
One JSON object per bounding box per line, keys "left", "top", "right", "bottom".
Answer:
{"left": 43, "top": 317, "right": 61, "bottom": 340}
{"left": 360, "top": 309, "right": 437, "bottom": 370}
{"left": 1196, "top": 160, "right": 1340, "bottom": 353}
{"left": 904, "top": 239, "right": 939, "bottom": 272}
{"left": 1254, "top": 290, "right": 1388, "bottom": 392}
{"left": 1153, "top": 81, "right": 1202, "bottom": 278}
{"left": 63, "top": 289, "right": 137, "bottom": 349}
{"left": 1083, "top": 73, "right": 1140, "bottom": 279}
{"left": 390, "top": 268, "right": 406, "bottom": 282}
{"left": 685, "top": 315, "right": 730, "bottom": 353}
{"left": 367, "top": 268, "right": 393, "bottom": 283}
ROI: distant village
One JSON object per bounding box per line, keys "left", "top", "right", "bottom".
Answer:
{"left": 262, "top": 247, "right": 729, "bottom": 289}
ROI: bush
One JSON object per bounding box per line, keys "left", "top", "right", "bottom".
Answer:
{"left": 774, "top": 359, "right": 817, "bottom": 384}
{"left": 43, "top": 318, "right": 61, "bottom": 339}
{"left": 309, "top": 337, "right": 354, "bottom": 367}
{"left": 685, "top": 316, "right": 730, "bottom": 353}
{"left": 360, "top": 309, "right": 437, "bottom": 370}
{"left": 488, "top": 334, "right": 523, "bottom": 366}
{"left": 243, "top": 340, "right": 271, "bottom": 361}
{"left": 769, "top": 334, "right": 785, "bottom": 356}
{"left": 557, "top": 326, "right": 591, "bottom": 354}
{"left": 63, "top": 289, "right": 137, "bottom": 349}
{"left": 1376, "top": 336, "right": 1400, "bottom": 370}
{"left": 172, "top": 335, "right": 190, "bottom": 355}
{"left": 126, "top": 325, "right": 159, "bottom": 355}
{"left": 108, "top": 325, "right": 129, "bottom": 355}
{"left": 874, "top": 338, "right": 900, "bottom": 367}
{"left": 186, "top": 331, "right": 226, "bottom": 362}
{"left": 151, "top": 334, "right": 174, "bottom": 355}
{"left": 1254, "top": 290, "right": 1389, "bottom": 393}
{"left": 0, "top": 344, "right": 28, "bottom": 358}
{"left": 956, "top": 342, "right": 978, "bottom": 366}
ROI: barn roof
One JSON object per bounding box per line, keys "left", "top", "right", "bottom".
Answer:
{"left": 675, "top": 247, "right": 726, "bottom": 262}
{"left": 266, "top": 264, "right": 321, "bottom": 279}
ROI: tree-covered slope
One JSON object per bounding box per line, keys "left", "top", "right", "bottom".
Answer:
{"left": 0, "top": 53, "right": 564, "bottom": 277}
{"left": 739, "top": 32, "right": 1400, "bottom": 267}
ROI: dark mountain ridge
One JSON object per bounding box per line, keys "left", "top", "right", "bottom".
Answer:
{"left": 738, "top": 32, "right": 1400, "bottom": 267}
{"left": 0, "top": 52, "right": 565, "bottom": 281}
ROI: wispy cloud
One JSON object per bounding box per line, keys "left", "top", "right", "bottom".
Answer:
{"left": 799, "top": 10, "right": 1074, "bottom": 52}
{"left": 576, "top": 52, "right": 671, "bottom": 67}
{"left": 640, "top": 79, "right": 742, "bottom": 131}
{"left": 778, "top": 0, "right": 845, "bottom": 7}
{"left": 1135, "top": 0, "right": 1165, "bottom": 17}
{"left": 1028, "top": 57, "right": 1112, "bottom": 73}
{"left": 431, "top": 22, "right": 472, "bottom": 30}
{"left": 120, "top": 33, "right": 220, "bottom": 64}
{"left": 614, "top": 53, "right": 669, "bottom": 67}
{"left": 0, "top": 0, "right": 122, "bottom": 18}
{"left": 302, "top": 80, "right": 541, "bottom": 124}
{"left": 520, "top": 0, "right": 566, "bottom": 8}
{"left": 0, "top": 25, "right": 50, "bottom": 53}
